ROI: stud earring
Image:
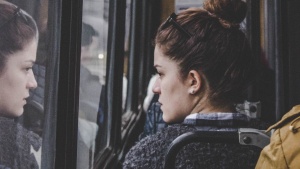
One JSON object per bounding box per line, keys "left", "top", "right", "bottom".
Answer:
{"left": 190, "top": 90, "right": 195, "bottom": 94}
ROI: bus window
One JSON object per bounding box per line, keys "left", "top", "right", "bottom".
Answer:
{"left": 77, "top": 0, "right": 109, "bottom": 168}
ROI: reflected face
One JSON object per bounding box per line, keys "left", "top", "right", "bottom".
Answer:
{"left": 152, "top": 45, "right": 192, "bottom": 123}
{"left": 81, "top": 45, "right": 92, "bottom": 61}
{"left": 0, "top": 40, "right": 38, "bottom": 117}
{"left": 81, "top": 36, "right": 97, "bottom": 62}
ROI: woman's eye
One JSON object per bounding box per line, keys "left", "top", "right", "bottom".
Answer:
{"left": 155, "top": 69, "right": 163, "bottom": 77}
{"left": 25, "top": 67, "right": 33, "bottom": 72}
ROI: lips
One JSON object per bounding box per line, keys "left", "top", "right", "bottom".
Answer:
{"left": 24, "top": 95, "right": 30, "bottom": 100}
{"left": 24, "top": 96, "right": 29, "bottom": 104}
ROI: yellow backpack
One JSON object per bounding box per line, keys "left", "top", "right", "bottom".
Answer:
{"left": 255, "top": 105, "right": 300, "bottom": 169}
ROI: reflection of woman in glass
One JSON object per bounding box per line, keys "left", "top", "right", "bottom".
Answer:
{"left": 0, "top": 1, "right": 41, "bottom": 168}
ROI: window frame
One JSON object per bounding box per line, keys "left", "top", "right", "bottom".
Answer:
{"left": 53, "top": 0, "right": 83, "bottom": 168}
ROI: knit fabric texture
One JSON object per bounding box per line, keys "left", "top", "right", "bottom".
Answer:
{"left": 123, "top": 113, "right": 262, "bottom": 169}
{"left": 0, "top": 117, "right": 41, "bottom": 169}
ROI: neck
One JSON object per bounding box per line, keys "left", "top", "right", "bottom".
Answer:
{"left": 190, "top": 95, "right": 235, "bottom": 114}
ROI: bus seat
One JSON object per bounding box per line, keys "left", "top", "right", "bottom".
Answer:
{"left": 163, "top": 128, "right": 270, "bottom": 169}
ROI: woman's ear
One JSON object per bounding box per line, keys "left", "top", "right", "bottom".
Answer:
{"left": 187, "top": 70, "right": 202, "bottom": 94}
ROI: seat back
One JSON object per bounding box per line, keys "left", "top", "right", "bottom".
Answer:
{"left": 163, "top": 128, "right": 270, "bottom": 169}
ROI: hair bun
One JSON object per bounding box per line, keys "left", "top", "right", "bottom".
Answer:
{"left": 203, "top": 0, "right": 247, "bottom": 28}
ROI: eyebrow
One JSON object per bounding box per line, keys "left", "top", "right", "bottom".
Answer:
{"left": 153, "top": 64, "right": 162, "bottom": 68}
{"left": 24, "top": 60, "right": 36, "bottom": 64}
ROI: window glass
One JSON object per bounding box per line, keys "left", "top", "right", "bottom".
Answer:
{"left": 77, "top": 0, "right": 108, "bottom": 168}
{"left": 123, "top": 0, "right": 131, "bottom": 111}
{"left": 255, "top": 0, "right": 276, "bottom": 123}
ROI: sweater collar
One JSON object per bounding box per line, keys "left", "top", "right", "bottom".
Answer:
{"left": 182, "top": 112, "right": 250, "bottom": 128}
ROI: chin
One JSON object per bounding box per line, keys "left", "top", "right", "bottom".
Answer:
{"left": 162, "top": 114, "right": 172, "bottom": 124}
{"left": 163, "top": 115, "right": 184, "bottom": 124}
{"left": 14, "top": 108, "right": 24, "bottom": 117}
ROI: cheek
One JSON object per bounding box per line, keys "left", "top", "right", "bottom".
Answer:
{"left": 160, "top": 78, "right": 176, "bottom": 95}
{"left": 0, "top": 90, "right": 21, "bottom": 117}
{"left": 0, "top": 74, "right": 25, "bottom": 115}
{"left": 160, "top": 83, "right": 189, "bottom": 122}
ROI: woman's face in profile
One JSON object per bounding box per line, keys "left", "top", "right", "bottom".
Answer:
{"left": 152, "top": 45, "right": 193, "bottom": 123}
{"left": 0, "top": 39, "right": 38, "bottom": 117}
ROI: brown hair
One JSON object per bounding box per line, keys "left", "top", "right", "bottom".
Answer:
{"left": 0, "top": 1, "right": 38, "bottom": 74}
{"left": 155, "top": 0, "right": 256, "bottom": 107}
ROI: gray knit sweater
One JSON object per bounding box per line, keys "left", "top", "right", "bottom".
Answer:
{"left": 123, "top": 113, "right": 262, "bottom": 169}
{"left": 0, "top": 117, "right": 41, "bottom": 169}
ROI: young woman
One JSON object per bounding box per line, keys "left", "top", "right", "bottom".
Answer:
{"left": 123, "top": 0, "right": 261, "bottom": 168}
{"left": 0, "top": 1, "right": 41, "bottom": 168}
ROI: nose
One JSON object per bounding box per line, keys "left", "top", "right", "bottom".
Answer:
{"left": 152, "top": 77, "right": 161, "bottom": 94}
{"left": 27, "top": 71, "right": 38, "bottom": 89}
